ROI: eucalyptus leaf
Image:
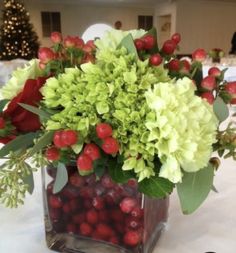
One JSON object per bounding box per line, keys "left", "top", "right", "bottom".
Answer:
{"left": 138, "top": 175, "right": 174, "bottom": 198}
{"left": 177, "top": 164, "right": 214, "bottom": 214}
{"left": 28, "top": 131, "right": 54, "bottom": 156}
{"left": 118, "top": 34, "right": 138, "bottom": 58}
{"left": 19, "top": 103, "right": 51, "bottom": 120}
{"left": 0, "top": 132, "right": 40, "bottom": 158}
{"left": 22, "top": 169, "right": 34, "bottom": 194}
{"left": 0, "top": 99, "right": 9, "bottom": 112}
{"left": 53, "top": 163, "right": 68, "bottom": 194}
{"left": 213, "top": 96, "right": 229, "bottom": 122}
{"left": 211, "top": 184, "right": 218, "bottom": 193}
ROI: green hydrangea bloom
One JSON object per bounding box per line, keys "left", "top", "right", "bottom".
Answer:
{"left": 0, "top": 59, "right": 43, "bottom": 99}
{"left": 145, "top": 77, "right": 218, "bottom": 183}
{"left": 41, "top": 46, "right": 169, "bottom": 181}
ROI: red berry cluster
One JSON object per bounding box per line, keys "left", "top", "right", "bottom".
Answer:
{"left": 38, "top": 32, "right": 96, "bottom": 73}
{"left": 47, "top": 167, "right": 144, "bottom": 248}
{"left": 45, "top": 130, "right": 78, "bottom": 161}
{"left": 76, "top": 123, "right": 119, "bottom": 175}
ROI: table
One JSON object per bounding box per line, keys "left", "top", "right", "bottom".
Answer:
{"left": 0, "top": 154, "right": 235, "bottom": 253}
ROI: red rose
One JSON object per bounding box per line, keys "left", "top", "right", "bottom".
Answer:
{"left": 4, "top": 77, "right": 47, "bottom": 133}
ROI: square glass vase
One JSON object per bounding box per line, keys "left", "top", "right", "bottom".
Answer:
{"left": 42, "top": 164, "right": 169, "bottom": 253}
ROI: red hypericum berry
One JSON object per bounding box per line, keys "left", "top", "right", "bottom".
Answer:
{"left": 180, "top": 59, "right": 191, "bottom": 73}
{"left": 69, "top": 173, "right": 85, "bottom": 188}
{"left": 161, "top": 40, "right": 176, "bottom": 55}
{"left": 50, "top": 32, "right": 62, "bottom": 44}
{"left": 120, "top": 197, "right": 138, "bottom": 214}
{"left": 0, "top": 117, "right": 5, "bottom": 129}
{"left": 102, "top": 137, "right": 119, "bottom": 154}
{"left": 82, "top": 53, "right": 95, "bottom": 64}
{"left": 123, "top": 230, "right": 141, "bottom": 247}
{"left": 225, "top": 81, "right": 236, "bottom": 97}
{"left": 80, "top": 222, "right": 93, "bottom": 236}
{"left": 86, "top": 209, "right": 99, "bottom": 225}
{"left": 200, "top": 92, "right": 215, "bottom": 105}
{"left": 45, "top": 147, "right": 60, "bottom": 161}
{"left": 192, "top": 48, "right": 207, "bottom": 62}
{"left": 200, "top": 76, "right": 216, "bottom": 91}
{"left": 74, "top": 37, "right": 85, "bottom": 49}
{"left": 131, "top": 206, "right": 144, "bottom": 219}
{"left": 83, "top": 44, "right": 93, "bottom": 54}
{"left": 64, "top": 36, "right": 76, "bottom": 48}
{"left": 49, "top": 195, "right": 63, "bottom": 209}
{"left": 134, "top": 39, "right": 145, "bottom": 51}
{"left": 38, "top": 47, "right": 55, "bottom": 64}
{"left": 73, "top": 212, "right": 86, "bottom": 224}
{"left": 96, "top": 123, "right": 113, "bottom": 139}
{"left": 171, "top": 33, "right": 181, "bottom": 44}
{"left": 86, "top": 40, "right": 96, "bottom": 50}
{"left": 96, "top": 223, "right": 113, "bottom": 239}
{"left": 208, "top": 67, "right": 221, "bottom": 77}
{"left": 66, "top": 223, "right": 77, "bottom": 233}
{"left": 142, "top": 35, "right": 156, "bottom": 50}
{"left": 149, "top": 53, "right": 162, "bottom": 66}
{"left": 61, "top": 130, "right": 78, "bottom": 146}
{"left": 84, "top": 143, "right": 101, "bottom": 161}
{"left": 77, "top": 154, "right": 93, "bottom": 175}
{"left": 92, "top": 196, "right": 105, "bottom": 210}
{"left": 53, "top": 130, "right": 66, "bottom": 148}
{"left": 168, "top": 59, "right": 180, "bottom": 72}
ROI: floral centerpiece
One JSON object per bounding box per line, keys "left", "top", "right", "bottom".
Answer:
{"left": 209, "top": 47, "right": 225, "bottom": 63}
{"left": 0, "top": 29, "right": 236, "bottom": 253}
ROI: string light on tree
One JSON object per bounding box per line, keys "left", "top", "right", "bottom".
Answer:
{"left": 0, "top": 0, "right": 40, "bottom": 60}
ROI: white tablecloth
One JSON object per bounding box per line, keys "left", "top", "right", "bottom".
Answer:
{"left": 0, "top": 155, "right": 235, "bottom": 253}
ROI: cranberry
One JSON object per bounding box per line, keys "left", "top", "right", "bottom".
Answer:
{"left": 66, "top": 223, "right": 77, "bottom": 233}
{"left": 120, "top": 197, "right": 138, "bottom": 214}
{"left": 62, "top": 185, "right": 80, "bottom": 199}
{"left": 79, "top": 186, "right": 94, "bottom": 199}
{"left": 131, "top": 206, "right": 144, "bottom": 219}
{"left": 96, "top": 123, "right": 113, "bottom": 139}
{"left": 84, "top": 199, "right": 93, "bottom": 209}
{"left": 86, "top": 209, "right": 99, "bottom": 225}
{"left": 109, "top": 235, "right": 119, "bottom": 245}
{"left": 101, "top": 174, "right": 114, "bottom": 188}
{"left": 84, "top": 143, "right": 101, "bottom": 161}
{"left": 69, "top": 173, "right": 85, "bottom": 187}
{"left": 49, "top": 208, "right": 61, "bottom": 220}
{"left": 110, "top": 209, "right": 125, "bottom": 223}
{"left": 80, "top": 222, "right": 93, "bottom": 236}
{"left": 92, "top": 196, "right": 105, "bottom": 210}
{"left": 98, "top": 210, "right": 109, "bottom": 222}
{"left": 123, "top": 230, "right": 141, "bottom": 247}
{"left": 125, "top": 216, "right": 141, "bottom": 229}
{"left": 62, "top": 203, "right": 71, "bottom": 214}
{"left": 95, "top": 223, "right": 113, "bottom": 239}
{"left": 49, "top": 195, "right": 63, "bottom": 209}
{"left": 101, "top": 137, "right": 119, "bottom": 154}
{"left": 73, "top": 212, "right": 86, "bottom": 224}
{"left": 69, "top": 199, "right": 80, "bottom": 211}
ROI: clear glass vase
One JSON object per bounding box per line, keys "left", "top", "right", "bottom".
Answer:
{"left": 42, "top": 164, "right": 169, "bottom": 253}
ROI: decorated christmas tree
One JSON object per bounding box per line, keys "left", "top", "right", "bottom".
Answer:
{"left": 0, "top": 0, "right": 40, "bottom": 60}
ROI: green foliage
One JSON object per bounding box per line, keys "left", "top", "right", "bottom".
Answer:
{"left": 213, "top": 96, "right": 229, "bottom": 122}
{"left": 138, "top": 175, "right": 174, "bottom": 198}
{"left": 53, "top": 163, "right": 68, "bottom": 194}
{"left": 118, "top": 34, "right": 138, "bottom": 58}
{"left": 0, "top": 99, "right": 9, "bottom": 112}
{"left": 177, "top": 164, "right": 214, "bottom": 214}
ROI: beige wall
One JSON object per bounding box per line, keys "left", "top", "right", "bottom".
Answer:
{"left": 20, "top": 1, "right": 154, "bottom": 47}
{"left": 176, "top": 0, "right": 236, "bottom": 54}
